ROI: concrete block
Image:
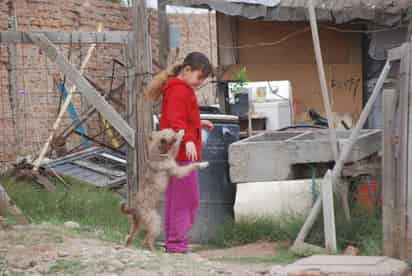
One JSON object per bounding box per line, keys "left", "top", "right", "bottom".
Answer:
{"left": 229, "top": 130, "right": 382, "bottom": 183}
{"left": 234, "top": 179, "right": 320, "bottom": 220}
{"left": 276, "top": 255, "right": 408, "bottom": 276}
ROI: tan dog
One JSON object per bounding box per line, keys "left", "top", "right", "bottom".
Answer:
{"left": 121, "top": 129, "right": 208, "bottom": 250}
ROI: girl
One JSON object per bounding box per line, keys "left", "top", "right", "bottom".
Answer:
{"left": 159, "top": 52, "right": 214, "bottom": 253}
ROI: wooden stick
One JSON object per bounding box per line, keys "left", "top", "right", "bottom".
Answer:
{"left": 308, "top": 0, "right": 339, "bottom": 161}
{"left": 307, "top": 0, "right": 338, "bottom": 250}
{"left": 293, "top": 60, "right": 392, "bottom": 246}
{"left": 32, "top": 24, "right": 103, "bottom": 171}
{"left": 309, "top": 0, "right": 351, "bottom": 223}
{"left": 383, "top": 88, "right": 399, "bottom": 257}
{"left": 321, "top": 170, "right": 337, "bottom": 253}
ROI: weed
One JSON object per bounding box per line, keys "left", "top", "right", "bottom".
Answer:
{"left": 211, "top": 214, "right": 304, "bottom": 247}
{"left": 48, "top": 259, "right": 82, "bottom": 274}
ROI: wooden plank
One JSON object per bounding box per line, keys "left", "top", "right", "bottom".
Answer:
{"left": 216, "top": 12, "right": 237, "bottom": 113}
{"left": 321, "top": 170, "right": 337, "bottom": 253}
{"left": 6, "top": 4, "right": 19, "bottom": 155}
{"left": 382, "top": 88, "right": 400, "bottom": 257}
{"left": 0, "top": 31, "right": 129, "bottom": 44}
{"left": 308, "top": 0, "right": 339, "bottom": 161}
{"left": 398, "top": 42, "right": 410, "bottom": 260}
{"left": 406, "top": 38, "right": 412, "bottom": 261}
{"left": 26, "top": 32, "right": 135, "bottom": 147}
{"left": 158, "top": 0, "right": 169, "bottom": 69}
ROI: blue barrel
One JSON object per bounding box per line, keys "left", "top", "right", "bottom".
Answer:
{"left": 191, "top": 114, "right": 239, "bottom": 242}
{"left": 158, "top": 113, "right": 239, "bottom": 243}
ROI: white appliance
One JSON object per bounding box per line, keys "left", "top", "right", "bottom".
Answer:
{"left": 252, "top": 100, "right": 291, "bottom": 130}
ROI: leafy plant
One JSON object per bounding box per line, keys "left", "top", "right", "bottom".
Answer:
{"left": 231, "top": 66, "right": 249, "bottom": 98}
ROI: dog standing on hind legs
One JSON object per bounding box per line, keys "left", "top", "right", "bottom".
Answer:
{"left": 121, "top": 128, "right": 208, "bottom": 250}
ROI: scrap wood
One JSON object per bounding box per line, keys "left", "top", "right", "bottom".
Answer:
{"left": 32, "top": 23, "right": 104, "bottom": 172}
{"left": 5, "top": 159, "right": 56, "bottom": 192}
{"left": 58, "top": 77, "right": 125, "bottom": 141}
{"left": 0, "top": 181, "right": 29, "bottom": 225}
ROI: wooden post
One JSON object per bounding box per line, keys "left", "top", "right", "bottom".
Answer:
{"left": 158, "top": 0, "right": 169, "bottom": 69}
{"left": 383, "top": 88, "right": 400, "bottom": 257}
{"left": 6, "top": 1, "right": 19, "bottom": 156}
{"left": 307, "top": 0, "right": 338, "bottom": 249}
{"left": 216, "top": 13, "right": 237, "bottom": 113}
{"left": 307, "top": 0, "right": 339, "bottom": 161}
{"left": 397, "top": 43, "right": 410, "bottom": 260}
{"left": 127, "top": 0, "right": 153, "bottom": 197}
{"left": 321, "top": 170, "right": 337, "bottom": 253}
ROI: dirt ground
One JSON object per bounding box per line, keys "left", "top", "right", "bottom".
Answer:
{"left": 0, "top": 223, "right": 285, "bottom": 275}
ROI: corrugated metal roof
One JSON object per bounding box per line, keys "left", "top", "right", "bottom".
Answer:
{"left": 169, "top": 0, "right": 410, "bottom": 25}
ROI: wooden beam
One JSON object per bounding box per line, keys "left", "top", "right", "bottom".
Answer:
{"left": 308, "top": 0, "right": 339, "bottom": 161}
{"left": 0, "top": 31, "right": 129, "bottom": 44}
{"left": 6, "top": 2, "right": 19, "bottom": 156}
{"left": 127, "top": 0, "right": 153, "bottom": 197}
{"left": 216, "top": 12, "right": 237, "bottom": 113}
{"left": 26, "top": 32, "right": 135, "bottom": 147}
{"left": 321, "top": 170, "right": 337, "bottom": 253}
{"left": 398, "top": 43, "right": 410, "bottom": 260}
{"left": 383, "top": 88, "right": 399, "bottom": 257}
{"left": 158, "top": 0, "right": 170, "bottom": 69}
{"left": 406, "top": 38, "right": 412, "bottom": 262}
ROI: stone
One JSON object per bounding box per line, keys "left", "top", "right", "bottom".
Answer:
{"left": 64, "top": 221, "right": 80, "bottom": 229}
{"left": 57, "top": 251, "right": 69, "bottom": 257}
{"left": 280, "top": 255, "right": 408, "bottom": 276}
{"left": 9, "top": 258, "right": 37, "bottom": 270}
{"left": 269, "top": 265, "right": 285, "bottom": 275}
{"left": 343, "top": 246, "right": 360, "bottom": 256}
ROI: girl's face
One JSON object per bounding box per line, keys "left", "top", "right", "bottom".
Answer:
{"left": 179, "top": 66, "right": 208, "bottom": 89}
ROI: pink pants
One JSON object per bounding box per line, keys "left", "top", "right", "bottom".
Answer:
{"left": 164, "top": 161, "right": 200, "bottom": 253}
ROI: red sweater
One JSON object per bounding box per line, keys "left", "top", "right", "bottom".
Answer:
{"left": 160, "top": 77, "right": 202, "bottom": 161}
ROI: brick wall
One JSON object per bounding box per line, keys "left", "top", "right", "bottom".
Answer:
{"left": 0, "top": 1, "right": 217, "bottom": 170}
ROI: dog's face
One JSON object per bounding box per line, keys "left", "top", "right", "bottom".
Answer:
{"left": 148, "top": 129, "right": 179, "bottom": 155}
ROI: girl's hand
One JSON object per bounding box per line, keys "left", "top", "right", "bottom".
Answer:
{"left": 185, "top": 141, "right": 197, "bottom": 161}
{"left": 201, "top": 120, "right": 214, "bottom": 131}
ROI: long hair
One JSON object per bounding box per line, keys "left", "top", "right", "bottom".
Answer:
{"left": 144, "top": 52, "right": 213, "bottom": 101}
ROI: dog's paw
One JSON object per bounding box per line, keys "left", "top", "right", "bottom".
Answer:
{"left": 197, "top": 162, "right": 209, "bottom": 169}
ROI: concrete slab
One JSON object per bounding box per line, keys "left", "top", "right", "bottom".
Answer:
{"left": 274, "top": 255, "right": 408, "bottom": 276}
{"left": 228, "top": 129, "right": 381, "bottom": 183}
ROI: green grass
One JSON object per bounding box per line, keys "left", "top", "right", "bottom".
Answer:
{"left": 0, "top": 176, "right": 136, "bottom": 245}
{"left": 1, "top": 175, "right": 383, "bottom": 257}
{"left": 210, "top": 214, "right": 305, "bottom": 248}
{"left": 211, "top": 202, "right": 382, "bottom": 256}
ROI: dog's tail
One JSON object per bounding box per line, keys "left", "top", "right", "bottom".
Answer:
{"left": 120, "top": 202, "right": 137, "bottom": 215}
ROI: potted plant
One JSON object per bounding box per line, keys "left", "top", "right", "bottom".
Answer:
{"left": 230, "top": 66, "right": 249, "bottom": 116}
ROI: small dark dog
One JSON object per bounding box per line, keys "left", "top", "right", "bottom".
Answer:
{"left": 121, "top": 129, "right": 208, "bottom": 250}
